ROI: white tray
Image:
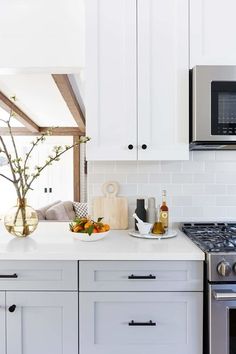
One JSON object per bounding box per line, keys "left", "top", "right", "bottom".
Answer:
{"left": 128, "top": 229, "right": 177, "bottom": 239}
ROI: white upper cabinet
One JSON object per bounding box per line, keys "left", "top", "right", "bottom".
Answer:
{"left": 138, "top": 0, "right": 189, "bottom": 160}
{"left": 0, "top": 0, "right": 85, "bottom": 68}
{"left": 190, "top": 0, "right": 236, "bottom": 67}
{"left": 86, "top": 0, "right": 137, "bottom": 161}
{"left": 86, "top": 0, "right": 189, "bottom": 161}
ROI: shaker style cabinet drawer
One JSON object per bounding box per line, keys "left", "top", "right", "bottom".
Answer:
{"left": 0, "top": 261, "right": 78, "bottom": 291}
{"left": 79, "top": 261, "right": 203, "bottom": 291}
{"left": 80, "top": 291, "right": 203, "bottom": 354}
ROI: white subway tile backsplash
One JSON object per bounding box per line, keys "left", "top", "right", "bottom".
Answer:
{"left": 105, "top": 173, "right": 127, "bottom": 183}
{"left": 215, "top": 151, "right": 236, "bottom": 161}
{"left": 182, "top": 207, "right": 203, "bottom": 218}
{"left": 149, "top": 173, "right": 171, "bottom": 183}
{"left": 216, "top": 196, "right": 236, "bottom": 206}
{"left": 182, "top": 161, "right": 205, "bottom": 173}
{"left": 216, "top": 173, "right": 236, "bottom": 184}
{"left": 192, "top": 151, "right": 215, "bottom": 161}
{"left": 115, "top": 161, "right": 138, "bottom": 173}
{"left": 127, "top": 174, "right": 148, "bottom": 183}
{"left": 88, "top": 173, "right": 106, "bottom": 183}
{"left": 192, "top": 195, "right": 216, "bottom": 207}
{"left": 226, "top": 207, "right": 236, "bottom": 218}
{"left": 137, "top": 161, "right": 161, "bottom": 173}
{"left": 205, "top": 184, "right": 227, "bottom": 194}
{"left": 137, "top": 183, "right": 161, "bottom": 196}
{"left": 119, "top": 184, "right": 138, "bottom": 196}
{"left": 206, "top": 162, "right": 236, "bottom": 172}
{"left": 87, "top": 150, "right": 236, "bottom": 222}
{"left": 161, "top": 161, "right": 183, "bottom": 173}
{"left": 172, "top": 173, "right": 193, "bottom": 184}
{"left": 227, "top": 185, "right": 236, "bottom": 194}
{"left": 182, "top": 184, "right": 205, "bottom": 195}
{"left": 172, "top": 196, "right": 192, "bottom": 206}
{"left": 203, "top": 207, "right": 228, "bottom": 219}
{"left": 193, "top": 173, "right": 215, "bottom": 183}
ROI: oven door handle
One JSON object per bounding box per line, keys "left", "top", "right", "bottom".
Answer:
{"left": 213, "top": 290, "right": 236, "bottom": 301}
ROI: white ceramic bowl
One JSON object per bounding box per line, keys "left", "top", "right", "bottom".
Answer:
{"left": 137, "top": 222, "right": 153, "bottom": 235}
{"left": 72, "top": 230, "right": 110, "bottom": 242}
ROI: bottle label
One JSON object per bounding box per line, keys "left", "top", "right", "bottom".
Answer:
{"left": 161, "top": 212, "right": 168, "bottom": 219}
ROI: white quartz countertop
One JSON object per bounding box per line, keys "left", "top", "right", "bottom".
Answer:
{"left": 0, "top": 222, "right": 204, "bottom": 261}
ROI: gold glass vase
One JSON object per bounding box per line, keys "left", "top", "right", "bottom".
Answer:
{"left": 4, "top": 198, "right": 39, "bottom": 237}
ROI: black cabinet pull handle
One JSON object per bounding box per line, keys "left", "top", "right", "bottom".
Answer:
{"left": 44, "top": 188, "right": 47, "bottom": 193}
{"left": 49, "top": 187, "right": 52, "bottom": 193}
{"left": 128, "top": 274, "right": 156, "bottom": 280}
{"left": 141, "top": 144, "right": 147, "bottom": 150}
{"left": 129, "top": 320, "right": 156, "bottom": 326}
{"left": 128, "top": 144, "right": 134, "bottom": 150}
{"left": 0, "top": 273, "right": 18, "bottom": 279}
{"left": 8, "top": 304, "right": 16, "bottom": 313}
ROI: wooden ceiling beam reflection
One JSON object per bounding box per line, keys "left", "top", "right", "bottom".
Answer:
{"left": 0, "top": 127, "right": 84, "bottom": 136}
{"left": 0, "top": 92, "right": 39, "bottom": 133}
{"left": 52, "top": 74, "right": 85, "bottom": 132}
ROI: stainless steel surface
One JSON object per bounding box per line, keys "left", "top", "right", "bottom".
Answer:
{"left": 213, "top": 290, "right": 236, "bottom": 301}
{"left": 208, "top": 253, "right": 236, "bottom": 282}
{"left": 182, "top": 223, "right": 236, "bottom": 353}
{"left": 217, "top": 260, "right": 232, "bottom": 277}
{"left": 209, "top": 284, "right": 236, "bottom": 354}
{"left": 192, "top": 65, "right": 236, "bottom": 142}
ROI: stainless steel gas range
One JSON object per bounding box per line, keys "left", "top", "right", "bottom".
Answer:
{"left": 182, "top": 223, "right": 236, "bottom": 354}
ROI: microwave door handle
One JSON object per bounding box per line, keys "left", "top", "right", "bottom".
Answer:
{"left": 213, "top": 290, "right": 236, "bottom": 301}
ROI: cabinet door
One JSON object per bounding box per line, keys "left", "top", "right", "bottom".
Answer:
{"left": 0, "top": 292, "right": 6, "bottom": 354}
{"left": 6, "top": 292, "right": 78, "bottom": 354}
{"left": 86, "top": 0, "right": 137, "bottom": 160}
{"left": 138, "top": 0, "right": 189, "bottom": 160}
{"left": 0, "top": 0, "right": 84, "bottom": 68}
{"left": 27, "top": 137, "right": 73, "bottom": 208}
{"left": 80, "top": 291, "right": 202, "bottom": 354}
{"left": 190, "top": 0, "right": 236, "bottom": 67}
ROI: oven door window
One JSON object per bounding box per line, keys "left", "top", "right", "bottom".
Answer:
{"left": 230, "top": 309, "right": 236, "bottom": 354}
{"left": 211, "top": 81, "right": 236, "bottom": 135}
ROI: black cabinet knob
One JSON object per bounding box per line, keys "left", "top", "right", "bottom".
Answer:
{"left": 8, "top": 304, "right": 16, "bottom": 313}
{"left": 128, "top": 144, "right": 134, "bottom": 150}
{"left": 141, "top": 144, "right": 147, "bottom": 150}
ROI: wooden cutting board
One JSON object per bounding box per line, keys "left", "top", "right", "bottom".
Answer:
{"left": 93, "top": 181, "right": 128, "bottom": 230}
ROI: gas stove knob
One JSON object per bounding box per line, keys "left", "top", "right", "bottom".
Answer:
{"left": 217, "top": 261, "right": 232, "bottom": 277}
{"left": 232, "top": 263, "right": 236, "bottom": 274}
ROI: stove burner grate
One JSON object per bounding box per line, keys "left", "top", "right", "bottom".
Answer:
{"left": 182, "top": 223, "right": 236, "bottom": 253}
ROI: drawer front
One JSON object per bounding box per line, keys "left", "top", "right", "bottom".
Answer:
{"left": 80, "top": 291, "right": 203, "bottom": 354}
{"left": 0, "top": 261, "right": 78, "bottom": 290}
{"left": 79, "top": 261, "right": 203, "bottom": 291}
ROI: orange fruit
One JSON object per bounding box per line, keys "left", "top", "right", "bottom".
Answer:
{"left": 104, "top": 224, "right": 110, "bottom": 231}
{"left": 84, "top": 221, "right": 93, "bottom": 229}
{"left": 73, "top": 225, "right": 83, "bottom": 232}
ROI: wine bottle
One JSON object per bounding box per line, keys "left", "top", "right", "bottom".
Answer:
{"left": 159, "top": 190, "right": 168, "bottom": 231}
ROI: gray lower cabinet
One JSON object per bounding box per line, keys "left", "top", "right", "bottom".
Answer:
{"left": 80, "top": 291, "right": 202, "bottom": 354}
{"left": 6, "top": 292, "right": 78, "bottom": 354}
{"left": 79, "top": 260, "right": 203, "bottom": 354}
{"left": 0, "top": 261, "right": 78, "bottom": 354}
{"left": 0, "top": 292, "right": 5, "bottom": 354}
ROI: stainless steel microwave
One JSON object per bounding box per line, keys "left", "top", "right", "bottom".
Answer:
{"left": 191, "top": 65, "right": 236, "bottom": 150}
